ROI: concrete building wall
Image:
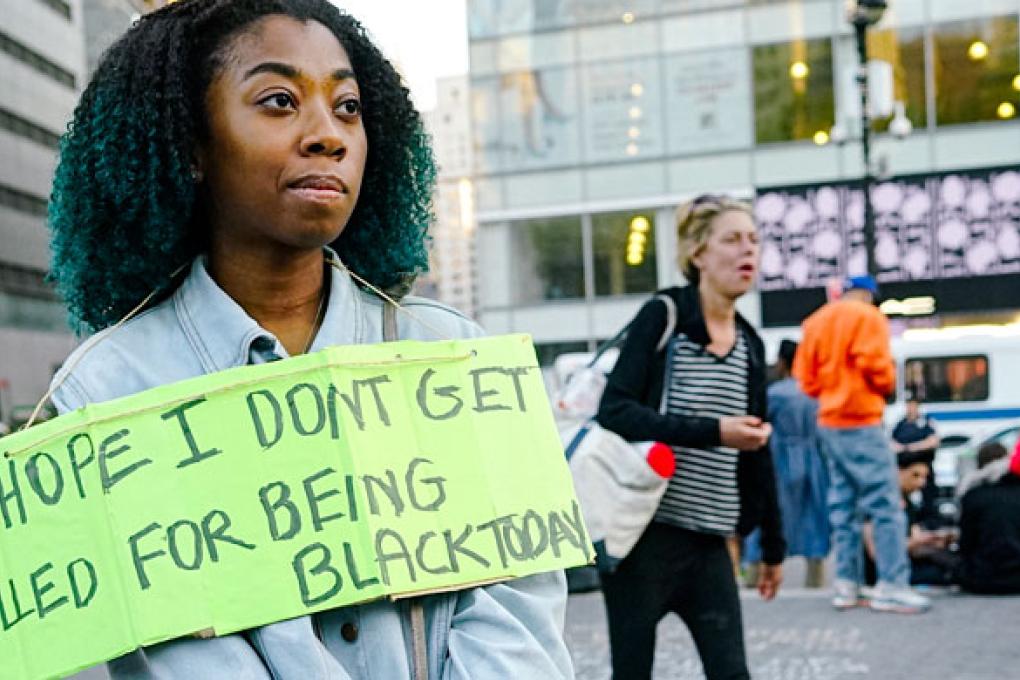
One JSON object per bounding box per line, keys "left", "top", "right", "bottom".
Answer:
{"left": 0, "top": 0, "right": 86, "bottom": 425}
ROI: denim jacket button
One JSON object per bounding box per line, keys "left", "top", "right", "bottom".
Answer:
{"left": 340, "top": 622, "right": 358, "bottom": 642}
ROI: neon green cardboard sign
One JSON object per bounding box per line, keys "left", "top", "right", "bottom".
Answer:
{"left": 0, "top": 334, "right": 592, "bottom": 680}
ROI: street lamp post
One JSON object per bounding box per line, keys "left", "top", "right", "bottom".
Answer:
{"left": 847, "top": 0, "right": 887, "bottom": 278}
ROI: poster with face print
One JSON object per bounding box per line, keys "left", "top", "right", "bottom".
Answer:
{"left": 756, "top": 166, "right": 1020, "bottom": 292}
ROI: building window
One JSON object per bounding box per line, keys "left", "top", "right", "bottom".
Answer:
{"left": 0, "top": 107, "right": 61, "bottom": 150}
{"left": 511, "top": 216, "right": 584, "bottom": 303}
{"left": 593, "top": 210, "right": 658, "bottom": 297}
{"left": 0, "top": 183, "right": 48, "bottom": 217}
{"left": 753, "top": 38, "right": 835, "bottom": 144}
{"left": 867, "top": 26, "right": 927, "bottom": 134}
{"left": 0, "top": 30, "right": 76, "bottom": 89}
{"left": 934, "top": 15, "right": 1019, "bottom": 126}
{"left": 36, "top": 0, "right": 72, "bottom": 21}
{"left": 904, "top": 355, "right": 989, "bottom": 403}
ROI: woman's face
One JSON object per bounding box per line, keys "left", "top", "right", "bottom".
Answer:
{"left": 692, "top": 209, "right": 760, "bottom": 299}
{"left": 196, "top": 15, "right": 368, "bottom": 253}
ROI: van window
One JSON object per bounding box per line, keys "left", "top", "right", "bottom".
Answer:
{"left": 903, "top": 355, "right": 989, "bottom": 403}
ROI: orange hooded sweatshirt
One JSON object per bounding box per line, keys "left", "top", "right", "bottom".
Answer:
{"left": 794, "top": 298, "right": 896, "bottom": 428}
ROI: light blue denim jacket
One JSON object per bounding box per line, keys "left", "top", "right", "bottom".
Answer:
{"left": 50, "top": 251, "right": 573, "bottom": 680}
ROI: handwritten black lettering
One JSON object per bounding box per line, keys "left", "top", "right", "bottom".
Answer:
{"left": 167, "top": 519, "right": 204, "bottom": 571}
{"left": 521, "top": 510, "right": 550, "bottom": 558}
{"left": 470, "top": 367, "right": 513, "bottom": 413}
{"left": 66, "top": 433, "right": 94, "bottom": 500}
{"left": 416, "top": 369, "right": 463, "bottom": 420}
{"left": 25, "top": 452, "right": 64, "bottom": 507}
{"left": 0, "top": 577, "right": 35, "bottom": 630}
{"left": 475, "top": 515, "right": 515, "bottom": 569}
{"left": 68, "top": 557, "right": 97, "bottom": 609}
{"left": 286, "top": 383, "right": 326, "bottom": 437}
{"left": 292, "top": 543, "right": 342, "bottom": 606}
{"left": 99, "top": 429, "right": 150, "bottom": 493}
{"left": 415, "top": 531, "right": 452, "bottom": 575}
{"left": 128, "top": 522, "right": 165, "bottom": 590}
{"left": 259, "top": 482, "right": 301, "bottom": 541}
{"left": 303, "top": 468, "right": 344, "bottom": 531}
{"left": 162, "top": 398, "right": 223, "bottom": 469}
{"left": 443, "top": 525, "right": 491, "bottom": 571}
{"left": 0, "top": 458, "right": 26, "bottom": 529}
{"left": 362, "top": 470, "right": 405, "bottom": 517}
{"left": 201, "top": 509, "right": 256, "bottom": 562}
{"left": 342, "top": 542, "right": 380, "bottom": 590}
{"left": 31, "top": 562, "right": 68, "bottom": 619}
{"left": 405, "top": 458, "right": 446, "bottom": 512}
{"left": 374, "top": 529, "right": 416, "bottom": 586}
{"left": 247, "top": 390, "right": 284, "bottom": 450}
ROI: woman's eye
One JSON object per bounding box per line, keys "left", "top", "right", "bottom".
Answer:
{"left": 260, "top": 93, "right": 295, "bottom": 110}
{"left": 336, "top": 99, "right": 362, "bottom": 118}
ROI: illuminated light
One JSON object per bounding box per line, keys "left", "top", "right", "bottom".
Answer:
{"left": 626, "top": 252, "right": 644, "bottom": 266}
{"left": 967, "top": 40, "right": 988, "bottom": 61}
{"left": 902, "top": 322, "right": 1020, "bottom": 341}
{"left": 630, "top": 216, "right": 651, "bottom": 233}
{"left": 628, "top": 231, "right": 647, "bottom": 246}
{"left": 628, "top": 126, "right": 641, "bottom": 139}
{"left": 1014, "top": 74, "right": 1020, "bottom": 91}
{"left": 789, "top": 61, "right": 809, "bottom": 80}
{"left": 622, "top": 12, "right": 635, "bottom": 24}
{"left": 997, "top": 102, "right": 1016, "bottom": 119}
{"left": 625, "top": 142, "right": 639, "bottom": 156}
{"left": 879, "top": 296, "right": 936, "bottom": 317}
{"left": 627, "top": 241, "right": 644, "bottom": 255}
{"left": 813, "top": 130, "right": 830, "bottom": 145}
{"left": 630, "top": 82, "right": 644, "bottom": 97}
{"left": 629, "top": 106, "right": 642, "bottom": 120}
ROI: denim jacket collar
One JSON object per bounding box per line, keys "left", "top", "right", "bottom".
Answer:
{"left": 172, "top": 247, "right": 364, "bottom": 373}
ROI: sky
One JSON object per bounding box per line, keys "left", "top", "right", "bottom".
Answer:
{"left": 332, "top": 0, "right": 469, "bottom": 111}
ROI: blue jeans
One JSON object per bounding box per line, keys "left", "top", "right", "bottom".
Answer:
{"left": 819, "top": 425, "right": 909, "bottom": 586}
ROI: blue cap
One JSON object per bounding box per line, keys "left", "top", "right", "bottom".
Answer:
{"left": 844, "top": 274, "right": 879, "bottom": 295}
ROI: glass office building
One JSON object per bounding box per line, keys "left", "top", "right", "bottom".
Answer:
{"left": 466, "top": 0, "right": 1020, "bottom": 363}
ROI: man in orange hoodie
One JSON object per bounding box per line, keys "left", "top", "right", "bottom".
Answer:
{"left": 795, "top": 275, "right": 930, "bottom": 614}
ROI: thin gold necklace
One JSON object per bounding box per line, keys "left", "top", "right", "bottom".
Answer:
{"left": 301, "top": 279, "right": 328, "bottom": 355}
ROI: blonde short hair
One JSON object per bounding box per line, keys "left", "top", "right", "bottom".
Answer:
{"left": 675, "top": 194, "right": 753, "bottom": 284}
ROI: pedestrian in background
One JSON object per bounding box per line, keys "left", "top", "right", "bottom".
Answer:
{"left": 745, "top": 339, "right": 829, "bottom": 588}
{"left": 891, "top": 395, "right": 941, "bottom": 525}
{"left": 795, "top": 275, "right": 931, "bottom": 614}
{"left": 597, "top": 194, "right": 785, "bottom": 680}
{"left": 43, "top": 1, "right": 572, "bottom": 677}
{"left": 955, "top": 441, "right": 1020, "bottom": 594}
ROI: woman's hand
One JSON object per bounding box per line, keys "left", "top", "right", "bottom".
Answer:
{"left": 719, "top": 416, "right": 772, "bottom": 450}
{"left": 757, "top": 562, "right": 783, "bottom": 601}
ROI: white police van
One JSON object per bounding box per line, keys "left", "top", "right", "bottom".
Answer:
{"left": 888, "top": 325, "right": 1020, "bottom": 490}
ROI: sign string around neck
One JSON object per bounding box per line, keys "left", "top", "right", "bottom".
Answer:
{"left": 24, "top": 255, "right": 456, "bottom": 431}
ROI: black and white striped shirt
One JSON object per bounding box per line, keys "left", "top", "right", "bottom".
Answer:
{"left": 654, "top": 330, "right": 748, "bottom": 534}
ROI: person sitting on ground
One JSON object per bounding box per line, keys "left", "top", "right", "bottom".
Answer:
{"left": 891, "top": 395, "right": 941, "bottom": 525}
{"left": 955, "top": 441, "right": 1020, "bottom": 594}
{"left": 863, "top": 451, "right": 958, "bottom": 587}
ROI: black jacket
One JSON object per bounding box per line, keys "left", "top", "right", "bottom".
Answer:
{"left": 596, "top": 285, "right": 786, "bottom": 564}
{"left": 958, "top": 475, "right": 1020, "bottom": 594}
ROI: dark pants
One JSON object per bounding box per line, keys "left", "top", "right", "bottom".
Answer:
{"left": 601, "top": 522, "right": 749, "bottom": 680}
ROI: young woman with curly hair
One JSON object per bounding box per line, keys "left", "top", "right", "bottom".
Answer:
{"left": 47, "top": 1, "right": 573, "bottom": 677}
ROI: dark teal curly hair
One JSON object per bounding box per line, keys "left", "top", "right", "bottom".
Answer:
{"left": 49, "top": 0, "right": 436, "bottom": 332}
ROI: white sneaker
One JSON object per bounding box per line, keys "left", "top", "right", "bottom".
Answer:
{"left": 831, "top": 578, "right": 861, "bottom": 610}
{"left": 869, "top": 582, "right": 931, "bottom": 614}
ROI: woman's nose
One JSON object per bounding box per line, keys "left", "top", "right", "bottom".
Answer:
{"left": 300, "top": 106, "right": 346, "bottom": 159}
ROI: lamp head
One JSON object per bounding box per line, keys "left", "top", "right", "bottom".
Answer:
{"left": 847, "top": 0, "right": 888, "bottom": 27}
